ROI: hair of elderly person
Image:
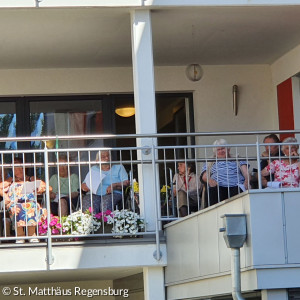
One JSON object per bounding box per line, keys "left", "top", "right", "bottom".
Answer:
{"left": 95, "top": 150, "right": 110, "bottom": 162}
{"left": 212, "top": 139, "right": 230, "bottom": 156}
{"left": 281, "top": 137, "right": 299, "bottom": 152}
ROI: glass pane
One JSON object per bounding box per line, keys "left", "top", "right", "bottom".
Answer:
{"left": 0, "top": 102, "right": 17, "bottom": 150}
{"left": 30, "top": 99, "right": 104, "bottom": 149}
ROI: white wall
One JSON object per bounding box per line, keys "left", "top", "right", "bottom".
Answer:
{"left": 0, "top": 64, "right": 277, "bottom": 140}
{"left": 271, "top": 44, "right": 300, "bottom": 86}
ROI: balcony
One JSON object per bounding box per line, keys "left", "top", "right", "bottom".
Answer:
{"left": 0, "top": 130, "right": 299, "bottom": 299}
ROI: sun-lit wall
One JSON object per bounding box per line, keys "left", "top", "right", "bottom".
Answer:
{"left": 0, "top": 64, "right": 277, "bottom": 147}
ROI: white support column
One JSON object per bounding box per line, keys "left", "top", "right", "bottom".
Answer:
{"left": 261, "top": 289, "right": 288, "bottom": 300}
{"left": 143, "top": 267, "right": 165, "bottom": 300}
{"left": 131, "top": 9, "right": 158, "bottom": 231}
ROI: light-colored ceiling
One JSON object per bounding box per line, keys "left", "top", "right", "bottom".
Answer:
{"left": 1, "top": 5, "right": 300, "bottom": 69}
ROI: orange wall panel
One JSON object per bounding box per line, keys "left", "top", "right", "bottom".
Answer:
{"left": 277, "top": 78, "right": 294, "bottom": 141}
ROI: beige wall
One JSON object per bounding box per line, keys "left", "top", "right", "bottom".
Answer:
{"left": 0, "top": 64, "right": 277, "bottom": 140}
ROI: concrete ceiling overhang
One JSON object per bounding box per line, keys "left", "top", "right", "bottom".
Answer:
{"left": 0, "top": 5, "right": 300, "bottom": 69}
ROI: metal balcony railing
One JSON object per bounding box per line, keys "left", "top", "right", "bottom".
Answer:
{"left": 0, "top": 129, "right": 299, "bottom": 265}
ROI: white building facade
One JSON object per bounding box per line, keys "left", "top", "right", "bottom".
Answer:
{"left": 0, "top": 1, "right": 300, "bottom": 299}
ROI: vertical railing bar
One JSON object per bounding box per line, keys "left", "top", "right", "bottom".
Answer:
{"left": 256, "top": 137, "right": 262, "bottom": 190}
{"left": 151, "top": 138, "right": 161, "bottom": 261}
{"left": 44, "top": 141, "right": 54, "bottom": 266}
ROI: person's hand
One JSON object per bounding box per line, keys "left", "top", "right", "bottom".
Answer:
{"left": 244, "top": 180, "right": 249, "bottom": 190}
{"left": 208, "top": 178, "right": 217, "bottom": 187}
{"left": 123, "top": 180, "right": 130, "bottom": 187}
{"left": 81, "top": 183, "right": 90, "bottom": 192}
{"left": 291, "top": 149, "right": 298, "bottom": 157}
{"left": 37, "top": 182, "right": 46, "bottom": 194}
{"left": 261, "top": 176, "right": 268, "bottom": 188}
{"left": 50, "top": 191, "right": 56, "bottom": 200}
{"left": 106, "top": 185, "right": 113, "bottom": 194}
{"left": 173, "top": 188, "right": 176, "bottom": 197}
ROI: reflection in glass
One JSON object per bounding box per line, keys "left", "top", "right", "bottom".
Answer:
{"left": 0, "top": 102, "right": 17, "bottom": 150}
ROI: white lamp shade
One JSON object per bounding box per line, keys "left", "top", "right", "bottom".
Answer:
{"left": 185, "top": 64, "right": 203, "bottom": 81}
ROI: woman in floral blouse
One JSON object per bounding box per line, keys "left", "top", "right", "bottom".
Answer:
{"left": 261, "top": 137, "right": 300, "bottom": 188}
{"left": 2, "top": 157, "right": 48, "bottom": 243}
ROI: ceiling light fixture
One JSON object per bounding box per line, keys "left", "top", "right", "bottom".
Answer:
{"left": 115, "top": 107, "right": 135, "bottom": 118}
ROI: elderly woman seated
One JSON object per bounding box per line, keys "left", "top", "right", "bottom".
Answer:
{"left": 2, "top": 157, "right": 48, "bottom": 243}
{"left": 261, "top": 137, "right": 300, "bottom": 188}
{"left": 173, "top": 161, "right": 202, "bottom": 217}
{"left": 82, "top": 150, "right": 130, "bottom": 214}
{"left": 200, "top": 139, "right": 249, "bottom": 207}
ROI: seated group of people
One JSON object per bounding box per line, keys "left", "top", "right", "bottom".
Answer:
{"left": 0, "top": 150, "right": 129, "bottom": 243}
{"left": 173, "top": 134, "right": 300, "bottom": 217}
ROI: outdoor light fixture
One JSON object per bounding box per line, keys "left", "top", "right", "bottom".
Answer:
{"left": 233, "top": 85, "right": 238, "bottom": 116}
{"left": 185, "top": 25, "right": 203, "bottom": 82}
{"left": 185, "top": 64, "right": 203, "bottom": 82}
{"left": 115, "top": 107, "right": 135, "bottom": 118}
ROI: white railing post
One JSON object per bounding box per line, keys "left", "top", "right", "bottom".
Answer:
{"left": 43, "top": 142, "right": 54, "bottom": 266}
{"left": 256, "top": 137, "right": 262, "bottom": 190}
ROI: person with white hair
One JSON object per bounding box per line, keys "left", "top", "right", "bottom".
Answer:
{"left": 81, "top": 150, "right": 130, "bottom": 214}
{"left": 261, "top": 137, "right": 300, "bottom": 188}
{"left": 200, "top": 139, "right": 249, "bottom": 207}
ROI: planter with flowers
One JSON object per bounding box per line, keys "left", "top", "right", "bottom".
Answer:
{"left": 61, "top": 209, "right": 102, "bottom": 235}
{"left": 106, "top": 209, "right": 145, "bottom": 238}
{"left": 39, "top": 214, "right": 62, "bottom": 236}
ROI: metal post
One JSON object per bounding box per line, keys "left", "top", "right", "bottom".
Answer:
{"left": 256, "top": 138, "right": 262, "bottom": 189}
{"left": 44, "top": 142, "right": 54, "bottom": 266}
{"left": 151, "top": 139, "right": 161, "bottom": 261}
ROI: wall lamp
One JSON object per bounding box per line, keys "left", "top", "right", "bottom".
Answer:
{"left": 233, "top": 85, "right": 238, "bottom": 116}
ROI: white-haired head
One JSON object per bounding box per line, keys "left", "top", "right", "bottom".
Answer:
{"left": 96, "top": 150, "right": 110, "bottom": 162}
{"left": 213, "top": 139, "right": 230, "bottom": 157}
{"left": 281, "top": 137, "right": 298, "bottom": 152}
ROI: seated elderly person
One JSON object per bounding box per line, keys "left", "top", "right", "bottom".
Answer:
{"left": 49, "top": 154, "right": 79, "bottom": 217}
{"left": 260, "top": 134, "right": 283, "bottom": 187}
{"left": 200, "top": 139, "right": 249, "bottom": 207}
{"left": 261, "top": 137, "right": 300, "bottom": 188}
{"left": 0, "top": 168, "right": 11, "bottom": 237}
{"left": 82, "top": 150, "right": 130, "bottom": 214}
{"left": 2, "top": 157, "right": 48, "bottom": 243}
{"left": 173, "top": 161, "right": 202, "bottom": 217}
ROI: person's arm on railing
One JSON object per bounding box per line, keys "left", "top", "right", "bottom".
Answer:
{"left": 240, "top": 165, "right": 249, "bottom": 190}
{"left": 201, "top": 171, "right": 217, "bottom": 187}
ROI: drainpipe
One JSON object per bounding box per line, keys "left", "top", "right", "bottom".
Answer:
{"left": 231, "top": 248, "right": 244, "bottom": 300}
{"left": 220, "top": 214, "right": 247, "bottom": 300}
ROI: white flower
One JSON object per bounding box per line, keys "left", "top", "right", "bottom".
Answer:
{"left": 62, "top": 211, "right": 101, "bottom": 235}
{"left": 109, "top": 209, "right": 144, "bottom": 237}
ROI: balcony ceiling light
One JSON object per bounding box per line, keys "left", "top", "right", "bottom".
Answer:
{"left": 115, "top": 107, "right": 135, "bottom": 118}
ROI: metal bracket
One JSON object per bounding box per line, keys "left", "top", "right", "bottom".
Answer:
{"left": 153, "top": 250, "right": 162, "bottom": 261}
{"left": 142, "top": 146, "right": 151, "bottom": 155}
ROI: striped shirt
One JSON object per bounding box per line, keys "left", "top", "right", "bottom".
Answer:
{"left": 202, "top": 161, "right": 247, "bottom": 187}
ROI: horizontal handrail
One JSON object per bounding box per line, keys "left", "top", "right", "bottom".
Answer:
{"left": 0, "top": 129, "right": 299, "bottom": 142}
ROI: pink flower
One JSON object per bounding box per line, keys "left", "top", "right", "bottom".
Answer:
{"left": 95, "top": 213, "right": 102, "bottom": 220}
{"left": 89, "top": 207, "right": 93, "bottom": 213}
{"left": 49, "top": 219, "right": 58, "bottom": 226}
